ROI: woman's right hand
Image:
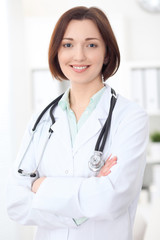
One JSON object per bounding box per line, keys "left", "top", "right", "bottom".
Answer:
{"left": 97, "top": 155, "right": 117, "bottom": 177}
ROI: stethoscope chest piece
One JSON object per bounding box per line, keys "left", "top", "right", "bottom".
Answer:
{"left": 88, "top": 151, "right": 104, "bottom": 172}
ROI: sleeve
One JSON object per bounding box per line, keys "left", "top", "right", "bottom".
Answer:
{"left": 6, "top": 114, "right": 78, "bottom": 229}
{"left": 31, "top": 106, "right": 149, "bottom": 221}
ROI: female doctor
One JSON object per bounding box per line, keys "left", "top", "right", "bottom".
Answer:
{"left": 7, "top": 6, "right": 148, "bottom": 240}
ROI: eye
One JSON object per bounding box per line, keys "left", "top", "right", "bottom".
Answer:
{"left": 88, "top": 43, "right": 97, "bottom": 48}
{"left": 63, "top": 43, "right": 72, "bottom": 48}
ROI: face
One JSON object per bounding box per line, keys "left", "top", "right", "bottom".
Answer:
{"left": 58, "top": 19, "right": 106, "bottom": 86}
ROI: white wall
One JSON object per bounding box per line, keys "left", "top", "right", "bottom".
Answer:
{"left": 0, "top": 1, "right": 14, "bottom": 239}
{"left": 22, "top": 0, "right": 160, "bottom": 61}
{"left": 0, "top": 1, "right": 35, "bottom": 240}
{"left": 0, "top": 1, "right": 22, "bottom": 240}
{"left": 8, "top": 0, "right": 32, "bottom": 153}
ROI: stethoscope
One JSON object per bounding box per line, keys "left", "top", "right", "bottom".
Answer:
{"left": 18, "top": 88, "right": 117, "bottom": 177}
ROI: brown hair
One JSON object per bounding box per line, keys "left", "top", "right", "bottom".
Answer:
{"left": 48, "top": 6, "right": 120, "bottom": 81}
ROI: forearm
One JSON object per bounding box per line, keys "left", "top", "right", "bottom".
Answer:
{"left": 31, "top": 155, "right": 117, "bottom": 226}
{"left": 6, "top": 174, "right": 77, "bottom": 228}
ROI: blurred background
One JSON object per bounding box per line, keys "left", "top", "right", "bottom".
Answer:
{"left": 0, "top": 0, "right": 160, "bottom": 239}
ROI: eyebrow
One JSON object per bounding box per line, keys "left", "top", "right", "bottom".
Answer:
{"left": 62, "top": 37, "right": 100, "bottom": 41}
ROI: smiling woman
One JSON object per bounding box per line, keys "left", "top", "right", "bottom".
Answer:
{"left": 7, "top": 6, "right": 148, "bottom": 240}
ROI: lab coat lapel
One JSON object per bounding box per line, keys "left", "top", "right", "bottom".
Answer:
{"left": 72, "top": 87, "right": 111, "bottom": 156}
{"left": 50, "top": 107, "right": 72, "bottom": 156}
{"left": 72, "top": 113, "right": 102, "bottom": 156}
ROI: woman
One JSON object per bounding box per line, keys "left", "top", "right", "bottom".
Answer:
{"left": 7, "top": 6, "right": 148, "bottom": 240}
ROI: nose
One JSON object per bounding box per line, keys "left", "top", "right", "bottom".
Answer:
{"left": 73, "top": 45, "right": 86, "bottom": 62}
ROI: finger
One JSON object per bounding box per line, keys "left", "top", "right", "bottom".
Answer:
{"left": 107, "top": 158, "right": 117, "bottom": 167}
{"left": 107, "top": 156, "right": 117, "bottom": 163}
{"left": 103, "top": 157, "right": 117, "bottom": 169}
{"left": 99, "top": 160, "right": 117, "bottom": 175}
{"left": 98, "top": 163, "right": 116, "bottom": 177}
{"left": 97, "top": 170, "right": 111, "bottom": 177}
{"left": 105, "top": 154, "right": 112, "bottom": 162}
{"left": 97, "top": 156, "right": 117, "bottom": 177}
{"left": 104, "top": 156, "right": 117, "bottom": 168}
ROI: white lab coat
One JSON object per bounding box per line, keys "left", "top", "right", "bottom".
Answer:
{"left": 7, "top": 85, "right": 148, "bottom": 240}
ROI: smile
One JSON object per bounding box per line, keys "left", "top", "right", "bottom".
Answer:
{"left": 72, "top": 65, "right": 88, "bottom": 70}
{"left": 71, "top": 65, "right": 90, "bottom": 72}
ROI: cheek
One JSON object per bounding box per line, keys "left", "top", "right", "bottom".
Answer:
{"left": 58, "top": 49, "right": 71, "bottom": 65}
{"left": 91, "top": 48, "right": 106, "bottom": 64}
{"left": 93, "top": 55, "right": 105, "bottom": 68}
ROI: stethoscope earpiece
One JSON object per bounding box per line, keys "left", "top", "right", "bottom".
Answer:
{"left": 18, "top": 169, "right": 23, "bottom": 174}
{"left": 30, "top": 172, "right": 37, "bottom": 178}
{"left": 18, "top": 169, "right": 37, "bottom": 178}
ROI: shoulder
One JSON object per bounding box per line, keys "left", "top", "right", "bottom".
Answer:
{"left": 104, "top": 84, "right": 147, "bottom": 117}
{"left": 103, "top": 84, "right": 148, "bottom": 129}
{"left": 115, "top": 94, "right": 148, "bottom": 121}
{"left": 113, "top": 94, "right": 148, "bottom": 139}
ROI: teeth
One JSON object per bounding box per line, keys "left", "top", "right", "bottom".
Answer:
{"left": 72, "top": 66, "right": 88, "bottom": 70}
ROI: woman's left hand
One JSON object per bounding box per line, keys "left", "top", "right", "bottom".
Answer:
{"left": 31, "top": 177, "right": 46, "bottom": 193}
{"left": 97, "top": 155, "right": 117, "bottom": 177}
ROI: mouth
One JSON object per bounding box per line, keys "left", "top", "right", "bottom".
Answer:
{"left": 70, "top": 65, "right": 90, "bottom": 72}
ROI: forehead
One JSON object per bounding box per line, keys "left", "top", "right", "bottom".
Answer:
{"left": 63, "top": 19, "right": 103, "bottom": 39}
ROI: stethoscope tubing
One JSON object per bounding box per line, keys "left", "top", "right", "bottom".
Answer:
{"left": 17, "top": 131, "right": 35, "bottom": 176}
{"left": 18, "top": 130, "right": 53, "bottom": 177}
{"left": 95, "top": 89, "right": 117, "bottom": 152}
{"left": 32, "top": 93, "right": 64, "bottom": 132}
{"left": 18, "top": 88, "right": 117, "bottom": 177}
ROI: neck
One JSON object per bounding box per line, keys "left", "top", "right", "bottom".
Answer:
{"left": 69, "top": 81, "right": 104, "bottom": 110}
